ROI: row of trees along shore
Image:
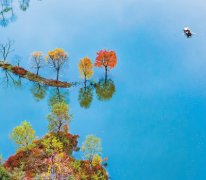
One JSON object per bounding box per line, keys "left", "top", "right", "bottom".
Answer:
{"left": 0, "top": 41, "right": 118, "bottom": 87}
{"left": 31, "top": 48, "right": 117, "bottom": 83}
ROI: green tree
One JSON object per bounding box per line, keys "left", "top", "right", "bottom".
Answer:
{"left": 47, "top": 102, "right": 72, "bottom": 133}
{"left": 0, "top": 155, "right": 10, "bottom": 179}
{"left": 10, "top": 121, "right": 36, "bottom": 151}
{"left": 0, "top": 166, "right": 10, "bottom": 180}
{"left": 81, "top": 135, "right": 102, "bottom": 162}
{"left": 10, "top": 165, "right": 25, "bottom": 180}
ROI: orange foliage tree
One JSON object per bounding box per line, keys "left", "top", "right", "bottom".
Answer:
{"left": 78, "top": 57, "right": 93, "bottom": 84}
{"left": 95, "top": 50, "right": 117, "bottom": 81}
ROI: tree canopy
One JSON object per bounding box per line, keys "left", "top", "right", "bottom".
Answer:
{"left": 46, "top": 48, "right": 68, "bottom": 81}
{"left": 47, "top": 102, "right": 72, "bottom": 133}
{"left": 78, "top": 57, "right": 94, "bottom": 82}
{"left": 10, "top": 121, "right": 36, "bottom": 151}
{"left": 81, "top": 135, "right": 102, "bottom": 162}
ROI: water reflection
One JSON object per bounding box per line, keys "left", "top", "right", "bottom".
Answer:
{"left": 0, "top": 69, "right": 22, "bottom": 88}
{"left": 95, "top": 79, "right": 116, "bottom": 101}
{"left": 78, "top": 85, "right": 93, "bottom": 109}
{"left": 0, "top": 0, "right": 33, "bottom": 27}
{"left": 30, "top": 82, "right": 47, "bottom": 101}
{"left": 19, "top": 0, "right": 30, "bottom": 11}
{"left": 0, "top": 0, "right": 16, "bottom": 27}
{"left": 48, "top": 87, "right": 69, "bottom": 107}
{"left": 0, "top": 67, "right": 116, "bottom": 106}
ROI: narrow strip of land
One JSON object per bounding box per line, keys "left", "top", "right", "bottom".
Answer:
{"left": 0, "top": 61, "right": 72, "bottom": 88}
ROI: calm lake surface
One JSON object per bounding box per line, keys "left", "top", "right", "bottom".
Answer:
{"left": 1, "top": 0, "right": 206, "bottom": 179}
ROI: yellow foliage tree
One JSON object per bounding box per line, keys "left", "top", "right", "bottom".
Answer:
{"left": 78, "top": 57, "right": 93, "bottom": 84}
{"left": 46, "top": 48, "right": 68, "bottom": 81}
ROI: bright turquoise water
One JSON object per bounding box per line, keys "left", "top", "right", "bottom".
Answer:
{"left": 1, "top": 0, "right": 206, "bottom": 179}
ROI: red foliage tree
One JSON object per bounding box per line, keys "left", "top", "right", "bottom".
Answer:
{"left": 95, "top": 50, "right": 117, "bottom": 81}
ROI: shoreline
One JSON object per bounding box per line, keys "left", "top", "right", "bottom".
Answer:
{"left": 0, "top": 61, "right": 72, "bottom": 88}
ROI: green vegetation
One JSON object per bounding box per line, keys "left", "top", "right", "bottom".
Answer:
{"left": 47, "top": 102, "right": 72, "bottom": 133}
{"left": 0, "top": 156, "right": 10, "bottom": 180}
{"left": 10, "top": 121, "right": 36, "bottom": 151}
{"left": 82, "top": 135, "right": 102, "bottom": 162}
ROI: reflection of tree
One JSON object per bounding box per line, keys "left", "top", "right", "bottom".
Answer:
{"left": 95, "top": 79, "right": 115, "bottom": 101}
{"left": 0, "top": 69, "right": 21, "bottom": 88}
{"left": 48, "top": 87, "right": 69, "bottom": 107}
{"left": 78, "top": 86, "right": 93, "bottom": 109}
{"left": 30, "top": 82, "right": 48, "bottom": 101}
{"left": 0, "top": 0, "right": 32, "bottom": 27}
{"left": 19, "top": 0, "right": 30, "bottom": 11}
{"left": 0, "top": 0, "right": 16, "bottom": 27}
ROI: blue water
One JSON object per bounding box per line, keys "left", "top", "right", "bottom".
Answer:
{"left": 1, "top": 0, "right": 206, "bottom": 179}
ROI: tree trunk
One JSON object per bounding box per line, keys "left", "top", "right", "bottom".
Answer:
{"left": 36, "top": 67, "right": 39, "bottom": 77}
{"left": 105, "top": 66, "right": 108, "bottom": 83}
{"left": 84, "top": 75, "right": 87, "bottom": 88}
{"left": 56, "top": 69, "right": 59, "bottom": 81}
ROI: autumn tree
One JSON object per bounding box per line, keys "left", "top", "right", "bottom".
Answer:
{"left": 47, "top": 102, "right": 72, "bottom": 133}
{"left": 31, "top": 51, "right": 43, "bottom": 76}
{"left": 95, "top": 50, "right": 117, "bottom": 82}
{"left": 95, "top": 79, "right": 116, "bottom": 101}
{"left": 78, "top": 86, "right": 93, "bottom": 109}
{"left": 0, "top": 39, "right": 14, "bottom": 62}
{"left": 10, "top": 121, "right": 36, "bottom": 151}
{"left": 92, "top": 154, "right": 102, "bottom": 167}
{"left": 81, "top": 135, "right": 102, "bottom": 163}
{"left": 37, "top": 152, "right": 72, "bottom": 179}
{"left": 42, "top": 134, "right": 63, "bottom": 156}
{"left": 41, "top": 134, "right": 65, "bottom": 179}
{"left": 78, "top": 57, "right": 93, "bottom": 85}
{"left": 46, "top": 48, "right": 68, "bottom": 81}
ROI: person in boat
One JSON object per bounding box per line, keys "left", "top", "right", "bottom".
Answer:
{"left": 183, "top": 27, "right": 192, "bottom": 38}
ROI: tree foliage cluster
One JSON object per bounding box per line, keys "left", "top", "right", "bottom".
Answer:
{"left": 1, "top": 94, "right": 108, "bottom": 179}
{"left": 3, "top": 120, "right": 108, "bottom": 179}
